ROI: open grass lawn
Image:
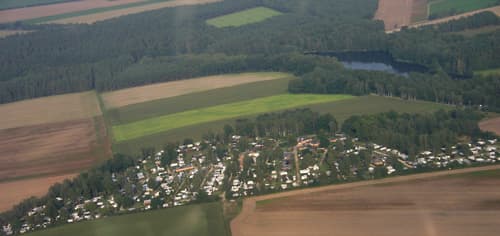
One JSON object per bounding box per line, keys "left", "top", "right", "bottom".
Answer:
{"left": 0, "top": 0, "right": 74, "bottom": 10}
{"left": 113, "top": 95, "right": 449, "bottom": 155}
{"left": 26, "top": 202, "right": 228, "bottom": 236}
{"left": 206, "top": 6, "right": 282, "bottom": 28}
{"left": 112, "top": 94, "right": 354, "bottom": 142}
{"left": 476, "top": 68, "right": 500, "bottom": 76}
{"left": 429, "top": 0, "right": 500, "bottom": 18}
{"left": 108, "top": 77, "right": 292, "bottom": 125}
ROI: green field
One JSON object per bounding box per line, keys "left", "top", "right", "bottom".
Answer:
{"left": 206, "top": 7, "right": 283, "bottom": 28}
{"left": 26, "top": 202, "right": 227, "bottom": 236}
{"left": 108, "top": 77, "right": 292, "bottom": 125}
{"left": 112, "top": 94, "right": 354, "bottom": 142}
{"left": 476, "top": 68, "right": 500, "bottom": 76}
{"left": 429, "top": 0, "right": 499, "bottom": 18}
{"left": 0, "top": 0, "right": 74, "bottom": 10}
{"left": 113, "top": 95, "right": 449, "bottom": 155}
{"left": 24, "top": 0, "right": 171, "bottom": 24}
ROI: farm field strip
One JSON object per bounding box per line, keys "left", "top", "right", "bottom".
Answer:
{"left": 231, "top": 165, "right": 500, "bottom": 236}
{"left": 375, "top": 0, "right": 417, "bottom": 31}
{"left": 112, "top": 95, "right": 450, "bottom": 155}
{"left": 45, "top": 0, "right": 222, "bottom": 24}
{"left": 102, "top": 72, "right": 291, "bottom": 109}
{"left": 476, "top": 68, "right": 500, "bottom": 76}
{"left": 429, "top": 0, "right": 500, "bottom": 18}
{"left": 112, "top": 94, "right": 354, "bottom": 142}
{"left": 108, "top": 77, "right": 292, "bottom": 125}
{"left": 25, "top": 202, "right": 228, "bottom": 236}
{"left": 0, "top": 91, "right": 101, "bottom": 130}
{"left": 0, "top": 0, "right": 78, "bottom": 10}
{"left": 0, "top": 173, "right": 76, "bottom": 212}
{"left": 479, "top": 116, "right": 500, "bottom": 136}
{"left": 0, "top": 0, "right": 145, "bottom": 24}
{"left": 206, "top": 6, "right": 283, "bottom": 28}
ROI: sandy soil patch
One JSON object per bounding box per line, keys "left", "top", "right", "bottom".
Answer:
{"left": 375, "top": 0, "right": 415, "bottom": 31}
{"left": 232, "top": 165, "right": 500, "bottom": 236}
{"left": 0, "top": 0, "right": 145, "bottom": 23}
{"left": 47, "top": 0, "right": 222, "bottom": 24}
{"left": 0, "top": 30, "right": 32, "bottom": 38}
{"left": 479, "top": 117, "right": 500, "bottom": 136}
{"left": 0, "top": 91, "right": 101, "bottom": 130}
{"left": 102, "top": 72, "right": 291, "bottom": 109}
{"left": 0, "top": 118, "right": 109, "bottom": 181}
{"left": 0, "top": 173, "right": 75, "bottom": 212}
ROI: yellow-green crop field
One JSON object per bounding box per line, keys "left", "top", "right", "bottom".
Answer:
{"left": 112, "top": 94, "right": 354, "bottom": 142}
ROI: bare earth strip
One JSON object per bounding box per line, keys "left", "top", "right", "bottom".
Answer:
{"left": 479, "top": 117, "right": 500, "bottom": 136}
{"left": 47, "top": 0, "right": 222, "bottom": 24}
{"left": 0, "top": 91, "right": 101, "bottom": 130}
{"left": 375, "top": 0, "right": 415, "bottom": 31}
{"left": 231, "top": 165, "right": 500, "bottom": 236}
{"left": 0, "top": 0, "right": 144, "bottom": 24}
{"left": 0, "top": 174, "right": 76, "bottom": 212}
{"left": 101, "top": 72, "right": 291, "bottom": 109}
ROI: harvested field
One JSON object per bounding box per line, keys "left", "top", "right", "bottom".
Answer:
{"left": 232, "top": 165, "right": 500, "bottom": 236}
{"left": 0, "top": 0, "right": 144, "bottom": 24}
{"left": 46, "top": 0, "right": 222, "bottom": 24}
{"left": 479, "top": 117, "right": 500, "bottom": 136}
{"left": 0, "top": 91, "right": 101, "bottom": 130}
{"left": 375, "top": 0, "right": 416, "bottom": 31}
{"left": 0, "top": 173, "right": 75, "bottom": 212}
{"left": 102, "top": 72, "right": 291, "bottom": 109}
{"left": 0, "top": 118, "right": 110, "bottom": 181}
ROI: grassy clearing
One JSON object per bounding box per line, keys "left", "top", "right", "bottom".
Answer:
{"left": 476, "top": 68, "right": 500, "bottom": 76}
{"left": 26, "top": 202, "right": 227, "bottom": 236}
{"left": 108, "top": 77, "right": 292, "bottom": 125}
{"left": 112, "top": 94, "right": 354, "bottom": 142}
{"left": 206, "top": 6, "right": 283, "bottom": 28}
{"left": 451, "top": 25, "right": 500, "bottom": 37}
{"left": 429, "top": 0, "right": 500, "bottom": 18}
{"left": 112, "top": 95, "right": 449, "bottom": 155}
{"left": 0, "top": 0, "right": 74, "bottom": 10}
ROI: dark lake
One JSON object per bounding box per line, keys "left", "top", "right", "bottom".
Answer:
{"left": 309, "top": 51, "right": 429, "bottom": 76}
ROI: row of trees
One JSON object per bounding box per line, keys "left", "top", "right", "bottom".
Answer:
{"left": 342, "top": 109, "right": 494, "bottom": 157}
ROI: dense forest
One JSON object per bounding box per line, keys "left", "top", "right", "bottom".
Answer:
{"left": 1, "top": 0, "right": 500, "bottom": 103}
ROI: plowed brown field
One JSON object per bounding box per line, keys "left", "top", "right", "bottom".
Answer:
{"left": 232, "top": 165, "right": 500, "bottom": 236}
{"left": 0, "top": 0, "right": 144, "bottom": 23}
{"left": 479, "top": 117, "right": 500, "bottom": 136}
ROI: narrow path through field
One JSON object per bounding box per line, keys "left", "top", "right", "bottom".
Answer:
{"left": 231, "top": 165, "right": 500, "bottom": 236}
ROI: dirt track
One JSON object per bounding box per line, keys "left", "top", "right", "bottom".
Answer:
{"left": 47, "top": 0, "right": 222, "bottom": 24}
{"left": 231, "top": 165, "right": 500, "bottom": 236}
{"left": 0, "top": 174, "right": 76, "bottom": 212}
{"left": 479, "top": 117, "right": 500, "bottom": 136}
{"left": 0, "top": 0, "right": 144, "bottom": 23}
{"left": 102, "top": 72, "right": 290, "bottom": 108}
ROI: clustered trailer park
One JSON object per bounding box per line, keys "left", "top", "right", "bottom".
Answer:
{"left": 3, "top": 130, "right": 498, "bottom": 235}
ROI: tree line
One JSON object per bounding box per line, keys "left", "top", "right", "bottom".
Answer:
{"left": 1, "top": 0, "right": 499, "bottom": 103}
